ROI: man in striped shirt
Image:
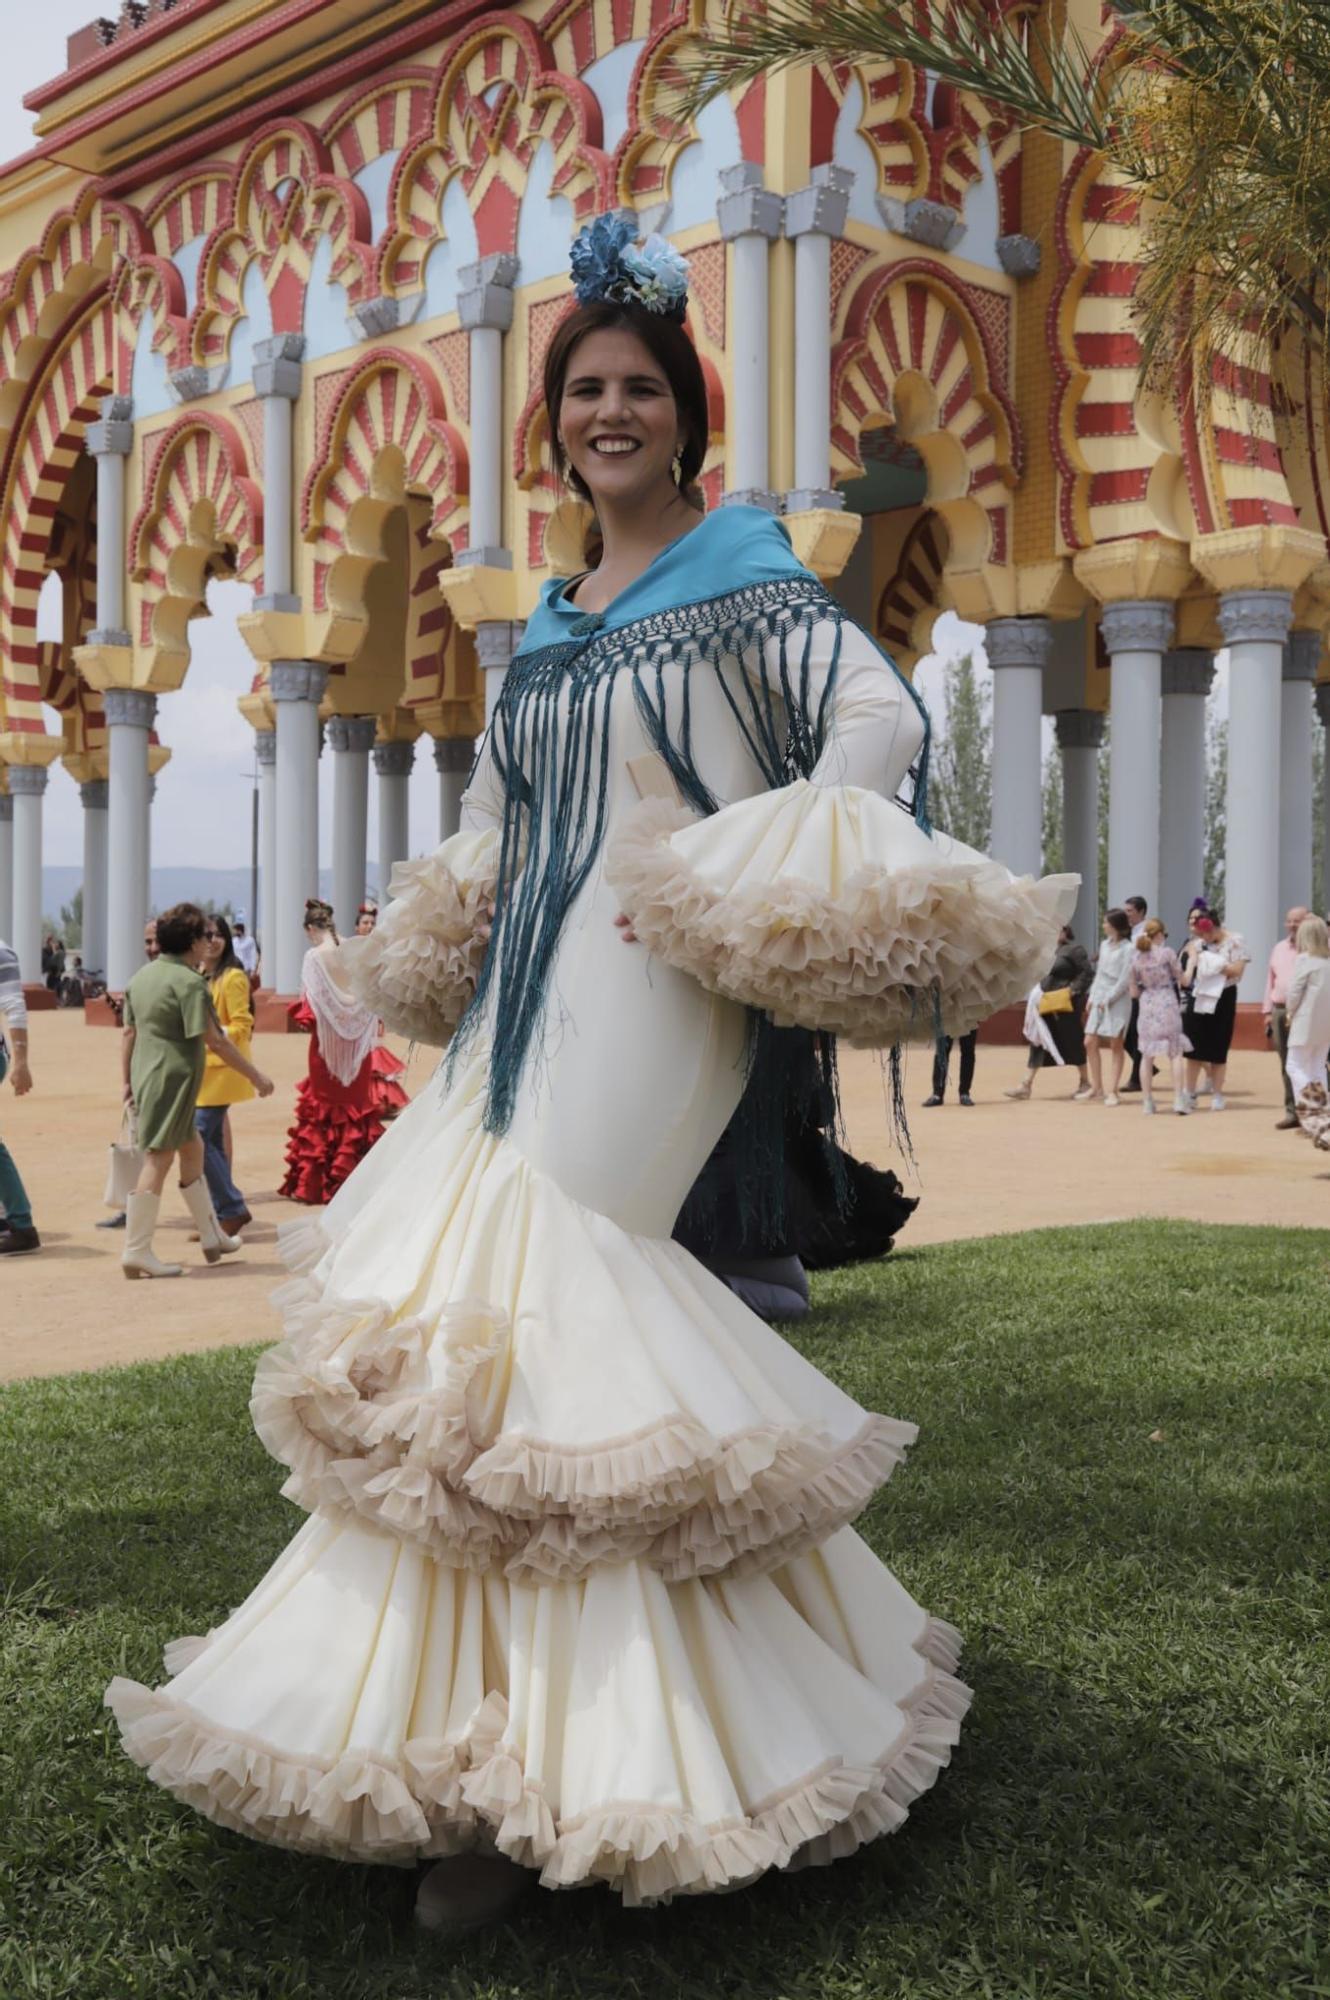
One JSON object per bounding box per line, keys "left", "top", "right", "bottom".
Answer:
{"left": 0, "top": 936, "right": 39, "bottom": 1254}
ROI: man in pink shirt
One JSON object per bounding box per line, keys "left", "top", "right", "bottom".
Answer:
{"left": 1264, "top": 906, "right": 1311, "bottom": 1127}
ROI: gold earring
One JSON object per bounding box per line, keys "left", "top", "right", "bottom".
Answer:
{"left": 671, "top": 450, "right": 683, "bottom": 484}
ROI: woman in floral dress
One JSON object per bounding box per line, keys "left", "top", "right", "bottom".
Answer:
{"left": 1128, "top": 918, "right": 1189, "bottom": 1115}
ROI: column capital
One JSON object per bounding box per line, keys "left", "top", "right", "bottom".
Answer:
{"left": 785, "top": 164, "right": 853, "bottom": 239}
{"left": 104, "top": 688, "right": 158, "bottom": 729}
{"left": 878, "top": 195, "right": 962, "bottom": 250}
{"left": 270, "top": 661, "right": 328, "bottom": 704}
{"left": 459, "top": 253, "right": 520, "bottom": 331}
{"left": 253, "top": 333, "right": 306, "bottom": 400}
{"left": 434, "top": 736, "right": 473, "bottom": 775}
{"left": 85, "top": 394, "right": 134, "bottom": 457}
{"left": 7, "top": 765, "right": 48, "bottom": 797}
{"left": 1316, "top": 683, "right": 1330, "bottom": 727}
{"left": 475, "top": 620, "right": 527, "bottom": 672}
{"left": 718, "top": 164, "right": 784, "bottom": 240}
{"left": 0, "top": 794, "right": 12, "bottom": 821}
{"left": 80, "top": 779, "right": 110, "bottom": 810}
{"left": 254, "top": 728, "right": 277, "bottom": 767}
{"left": 1285, "top": 630, "right": 1322, "bottom": 682}
{"left": 1054, "top": 707, "right": 1106, "bottom": 751}
{"left": 1162, "top": 648, "right": 1215, "bottom": 697}
{"left": 1217, "top": 589, "right": 1293, "bottom": 647}
{"left": 326, "top": 715, "right": 377, "bottom": 754}
{"left": 373, "top": 739, "right": 416, "bottom": 778}
{"left": 985, "top": 616, "right": 1052, "bottom": 670}
{"left": 1100, "top": 598, "right": 1175, "bottom": 655}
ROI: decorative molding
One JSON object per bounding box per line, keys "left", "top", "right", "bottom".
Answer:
{"left": 348, "top": 295, "right": 420, "bottom": 339}
{"left": 717, "top": 164, "right": 783, "bottom": 242}
{"left": 1100, "top": 599, "right": 1175, "bottom": 656}
{"left": 985, "top": 617, "right": 1053, "bottom": 671}
{"left": 878, "top": 196, "right": 962, "bottom": 251}
{"left": 434, "top": 736, "right": 473, "bottom": 773}
{"left": 784, "top": 487, "right": 844, "bottom": 516}
{"left": 326, "top": 715, "right": 376, "bottom": 753}
{"left": 170, "top": 365, "right": 229, "bottom": 403}
{"left": 1284, "top": 631, "right": 1322, "bottom": 681}
{"left": 270, "top": 661, "right": 329, "bottom": 703}
{"left": 85, "top": 394, "right": 134, "bottom": 457}
{"left": 1216, "top": 589, "right": 1294, "bottom": 648}
{"left": 1161, "top": 649, "right": 1216, "bottom": 698}
{"left": 254, "top": 728, "right": 277, "bottom": 766}
{"left": 458, "top": 254, "right": 520, "bottom": 333}
{"left": 79, "top": 780, "right": 111, "bottom": 810}
{"left": 103, "top": 689, "right": 158, "bottom": 729}
{"left": 785, "top": 164, "right": 854, "bottom": 240}
{"left": 6, "top": 766, "right": 49, "bottom": 796}
{"left": 373, "top": 739, "right": 415, "bottom": 777}
{"left": 722, "top": 488, "right": 781, "bottom": 514}
{"left": 253, "top": 333, "right": 306, "bottom": 401}
{"left": 1054, "top": 709, "right": 1106, "bottom": 751}
{"left": 996, "top": 234, "right": 1041, "bottom": 278}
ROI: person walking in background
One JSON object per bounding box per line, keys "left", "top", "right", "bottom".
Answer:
{"left": 355, "top": 901, "right": 379, "bottom": 936}
{"left": 1179, "top": 912, "right": 1249, "bottom": 1111}
{"left": 121, "top": 903, "right": 274, "bottom": 1279}
{"left": 1263, "top": 905, "right": 1311, "bottom": 1129}
{"left": 1120, "top": 894, "right": 1150, "bottom": 1091}
{"left": 1129, "top": 918, "right": 1190, "bottom": 1114}
{"left": 1006, "top": 923, "right": 1092, "bottom": 1099}
{"left": 232, "top": 911, "right": 260, "bottom": 986}
{"left": 924, "top": 1029, "right": 977, "bottom": 1106}
{"left": 143, "top": 919, "right": 159, "bottom": 962}
{"left": 279, "top": 898, "right": 408, "bottom": 1205}
{"left": 1082, "top": 907, "right": 1135, "bottom": 1104}
{"left": 1285, "top": 915, "right": 1330, "bottom": 1133}
{"left": 0, "top": 934, "right": 39, "bottom": 1256}
{"left": 194, "top": 915, "right": 257, "bottom": 1241}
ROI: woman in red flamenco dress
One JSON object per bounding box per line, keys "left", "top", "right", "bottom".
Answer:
{"left": 280, "top": 898, "right": 408, "bottom": 1205}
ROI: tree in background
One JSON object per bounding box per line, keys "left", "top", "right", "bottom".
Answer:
{"left": 1204, "top": 716, "right": 1228, "bottom": 913}
{"left": 928, "top": 654, "right": 991, "bottom": 852}
{"left": 58, "top": 887, "right": 83, "bottom": 950}
{"left": 1041, "top": 749, "right": 1063, "bottom": 876}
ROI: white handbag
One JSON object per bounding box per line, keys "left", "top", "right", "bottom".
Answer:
{"left": 104, "top": 1106, "right": 144, "bottom": 1211}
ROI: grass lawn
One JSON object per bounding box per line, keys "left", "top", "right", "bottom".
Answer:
{"left": 2, "top": 1219, "right": 1328, "bottom": 2000}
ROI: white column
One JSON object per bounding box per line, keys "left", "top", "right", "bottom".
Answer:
{"left": 8, "top": 767, "right": 46, "bottom": 984}
{"left": 1281, "top": 632, "right": 1317, "bottom": 913}
{"left": 1055, "top": 709, "right": 1104, "bottom": 942}
{"left": 374, "top": 740, "right": 414, "bottom": 900}
{"left": 85, "top": 396, "right": 134, "bottom": 644}
{"left": 252, "top": 336, "right": 305, "bottom": 612}
{"left": 784, "top": 166, "right": 852, "bottom": 513}
{"left": 1159, "top": 648, "right": 1214, "bottom": 946}
{"left": 105, "top": 689, "right": 156, "bottom": 992}
{"left": 144, "top": 773, "right": 157, "bottom": 933}
{"left": 255, "top": 730, "right": 276, "bottom": 974}
{"left": 986, "top": 617, "right": 1049, "bottom": 878}
{"left": 327, "top": 715, "right": 374, "bottom": 935}
{"left": 0, "top": 794, "right": 13, "bottom": 943}
{"left": 80, "top": 779, "right": 110, "bottom": 976}
{"left": 718, "top": 165, "right": 783, "bottom": 511}
{"left": 435, "top": 737, "right": 472, "bottom": 842}
{"left": 1102, "top": 598, "right": 1172, "bottom": 915}
{"left": 1317, "top": 684, "right": 1330, "bottom": 911}
{"left": 1219, "top": 589, "right": 1292, "bottom": 1000}
{"left": 271, "top": 662, "right": 327, "bottom": 993}
{"left": 458, "top": 254, "right": 518, "bottom": 568}
{"left": 476, "top": 620, "right": 526, "bottom": 727}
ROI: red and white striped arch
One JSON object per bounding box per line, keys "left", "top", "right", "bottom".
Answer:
{"left": 129, "top": 413, "right": 264, "bottom": 652}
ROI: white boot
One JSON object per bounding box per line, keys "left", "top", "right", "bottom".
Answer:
{"left": 181, "top": 1178, "right": 242, "bottom": 1263}
{"left": 122, "top": 1192, "right": 184, "bottom": 1280}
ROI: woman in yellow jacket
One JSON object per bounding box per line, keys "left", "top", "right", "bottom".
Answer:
{"left": 194, "top": 915, "right": 256, "bottom": 1237}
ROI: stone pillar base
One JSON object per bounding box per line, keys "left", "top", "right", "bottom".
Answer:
{"left": 21, "top": 984, "right": 58, "bottom": 1012}
{"left": 253, "top": 989, "right": 303, "bottom": 1033}
{"left": 83, "top": 995, "right": 122, "bottom": 1027}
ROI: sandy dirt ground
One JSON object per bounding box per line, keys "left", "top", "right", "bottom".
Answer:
{"left": 2, "top": 1009, "right": 1325, "bottom": 1382}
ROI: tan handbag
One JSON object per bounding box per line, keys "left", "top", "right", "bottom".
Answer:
{"left": 104, "top": 1106, "right": 144, "bottom": 1212}
{"left": 1037, "top": 986, "right": 1074, "bottom": 1018}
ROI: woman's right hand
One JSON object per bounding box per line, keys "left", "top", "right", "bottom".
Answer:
{"left": 255, "top": 1072, "right": 275, "bottom": 1099}
{"left": 122, "top": 1083, "right": 135, "bottom": 1106}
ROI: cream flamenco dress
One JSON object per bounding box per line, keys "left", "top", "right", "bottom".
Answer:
{"left": 107, "top": 506, "right": 1076, "bottom": 1904}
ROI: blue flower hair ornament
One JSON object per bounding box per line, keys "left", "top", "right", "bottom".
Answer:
{"left": 569, "top": 214, "right": 690, "bottom": 321}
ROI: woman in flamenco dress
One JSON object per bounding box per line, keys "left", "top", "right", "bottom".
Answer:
{"left": 279, "top": 898, "right": 409, "bottom": 1206}
{"left": 107, "top": 221, "right": 1076, "bottom": 1929}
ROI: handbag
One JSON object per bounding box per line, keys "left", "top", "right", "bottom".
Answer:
{"left": 1037, "top": 986, "right": 1075, "bottom": 1017}
{"left": 104, "top": 1105, "right": 144, "bottom": 1212}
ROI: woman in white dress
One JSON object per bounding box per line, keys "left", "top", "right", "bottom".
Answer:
{"left": 107, "top": 221, "right": 1076, "bottom": 1927}
{"left": 1081, "top": 907, "right": 1135, "bottom": 1105}
{"left": 1286, "top": 914, "right": 1330, "bottom": 1132}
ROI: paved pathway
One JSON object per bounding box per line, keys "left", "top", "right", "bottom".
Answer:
{"left": 2, "top": 1011, "right": 1324, "bottom": 1381}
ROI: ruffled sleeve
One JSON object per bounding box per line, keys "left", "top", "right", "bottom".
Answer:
{"left": 605, "top": 621, "right": 1078, "bottom": 1048}
{"left": 337, "top": 735, "right": 504, "bottom": 1046}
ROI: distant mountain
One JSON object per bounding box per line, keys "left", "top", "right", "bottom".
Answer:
{"left": 41, "top": 865, "right": 386, "bottom": 931}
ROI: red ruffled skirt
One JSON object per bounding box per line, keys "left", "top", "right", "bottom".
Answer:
{"left": 280, "top": 1001, "right": 409, "bottom": 1206}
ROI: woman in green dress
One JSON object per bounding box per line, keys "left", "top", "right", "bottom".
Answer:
{"left": 120, "top": 902, "right": 274, "bottom": 1280}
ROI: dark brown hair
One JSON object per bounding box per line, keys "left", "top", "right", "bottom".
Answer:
{"left": 156, "top": 902, "right": 207, "bottom": 956}
{"left": 1104, "top": 906, "right": 1132, "bottom": 941}
{"left": 304, "top": 897, "right": 337, "bottom": 940}
{"left": 543, "top": 300, "right": 709, "bottom": 512}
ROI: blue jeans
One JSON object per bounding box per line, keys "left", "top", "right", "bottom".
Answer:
{"left": 194, "top": 1106, "right": 247, "bottom": 1220}
{"left": 0, "top": 1048, "right": 32, "bottom": 1230}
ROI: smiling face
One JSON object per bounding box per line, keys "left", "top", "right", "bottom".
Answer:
{"left": 557, "top": 326, "right": 682, "bottom": 512}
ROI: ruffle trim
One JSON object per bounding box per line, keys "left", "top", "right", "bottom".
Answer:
{"left": 338, "top": 831, "right": 501, "bottom": 1047}
{"left": 106, "top": 1626, "right": 968, "bottom": 1903}
{"left": 605, "top": 794, "right": 1072, "bottom": 1047}
{"left": 253, "top": 1221, "right": 913, "bottom": 1586}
